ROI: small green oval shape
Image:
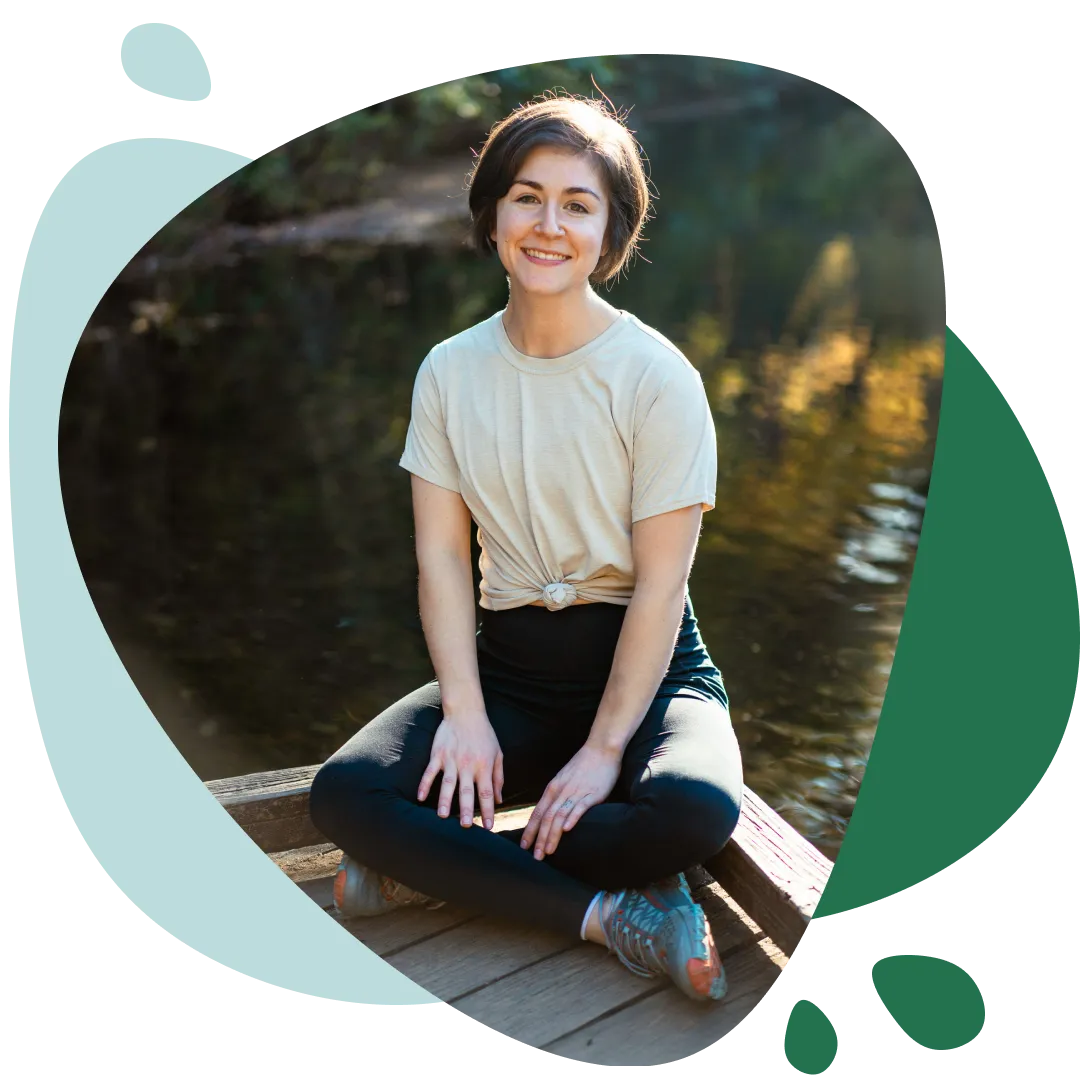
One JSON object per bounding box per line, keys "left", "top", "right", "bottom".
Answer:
{"left": 785, "top": 1000, "right": 838, "bottom": 1074}
{"left": 873, "top": 955, "right": 985, "bottom": 1049}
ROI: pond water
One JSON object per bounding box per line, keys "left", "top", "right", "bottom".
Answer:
{"left": 60, "top": 114, "right": 943, "bottom": 861}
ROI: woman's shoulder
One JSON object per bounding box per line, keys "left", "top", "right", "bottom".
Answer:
{"left": 425, "top": 311, "right": 504, "bottom": 365}
{"left": 610, "top": 312, "right": 705, "bottom": 388}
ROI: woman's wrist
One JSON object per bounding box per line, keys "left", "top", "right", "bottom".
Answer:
{"left": 441, "top": 693, "right": 490, "bottom": 725}
{"left": 583, "top": 731, "right": 626, "bottom": 760}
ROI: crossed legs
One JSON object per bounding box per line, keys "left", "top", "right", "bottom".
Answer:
{"left": 309, "top": 679, "right": 742, "bottom": 939}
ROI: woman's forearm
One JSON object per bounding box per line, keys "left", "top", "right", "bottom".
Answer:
{"left": 417, "top": 552, "right": 486, "bottom": 717}
{"left": 585, "top": 579, "right": 687, "bottom": 756}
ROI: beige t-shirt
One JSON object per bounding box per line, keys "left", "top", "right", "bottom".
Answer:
{"left": 399, "top": 309, "right": 717, "bottom": 611}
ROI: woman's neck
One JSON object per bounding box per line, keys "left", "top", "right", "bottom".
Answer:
{"left": 501, "top": 285, "right": 620, "bottom": 359}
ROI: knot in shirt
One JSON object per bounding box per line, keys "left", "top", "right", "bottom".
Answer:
{"left": 541, "top": 582, "right": 577, "bottom": 611}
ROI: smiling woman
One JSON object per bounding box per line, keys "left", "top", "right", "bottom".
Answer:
{"left": 469, "top": 95, "right": 650, "bottom": 288}
{"left": 308, "top": 94, "right": 742, "bottom": 1005}
{"left": 493, "top": 149, "right": 610, "bottom": 303}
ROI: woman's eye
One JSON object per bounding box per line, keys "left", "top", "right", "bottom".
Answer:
{"left": 511, "top": 193, "right": 589, "bottom": 213}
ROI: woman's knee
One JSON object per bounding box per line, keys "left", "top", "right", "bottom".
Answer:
{"left": 645, "top": 776, "right": 741, "bottom": 862}
{"left": 309, "top": 754, "right": 389, "bottom": 843}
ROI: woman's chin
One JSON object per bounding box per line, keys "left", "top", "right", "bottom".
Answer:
{"left": 509, "top": 272, "right": 586, "bottom": 298}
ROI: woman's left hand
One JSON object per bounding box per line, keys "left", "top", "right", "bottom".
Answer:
{"left": 521, "top": 744, "right": 622, "bottom": 860}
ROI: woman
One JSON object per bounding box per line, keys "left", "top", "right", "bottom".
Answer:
{"left": 309, "top": 94, "right": 743, "bottom": 1004}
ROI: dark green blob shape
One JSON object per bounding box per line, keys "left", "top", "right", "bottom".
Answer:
{"left": 873, "top": 955, "right": 984, "bottom": 1048}
{"left": 785, "top": 1000, "right": 838, "bottom": 1074}
{"left": 817, "top": 329, "right": 1079, "bottom": 916}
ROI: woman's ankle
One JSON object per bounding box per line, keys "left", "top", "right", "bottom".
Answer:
{"left": 583, "top": 890, "right": 618, "bottom": 946}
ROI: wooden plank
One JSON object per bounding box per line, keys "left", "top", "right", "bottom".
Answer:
{"left": 451, "top": 944, "right": 660, "bottom": 1047}
{"left": 701, "top": 879, "right": 761, "bottom": 935}
{"left": 336, "top": 904, "right": 478, "bottom": 956}
{"left": 490, "top": 806, "right": 533, "bottom": 833}
{"left": 451, "top": 900, "right": 774, "bottom": 1050}
{"left": 386, "top": 917, "right": 575, "bottom": 1003}
{"left": 386, "top": 879, "right": 759, "bottom": 1006}
{"left": 544, "top": 937, "right": 787, "bottom": 1064}
{"left": 703, "top": 788, "right": 833, "bottom": 955}
{"left": 270, "top": 843, "right": 341, "bottom": 883}
{"left": 207, "top": 766, "right": 324, "bottom": 853}
{"left": 338, "top": 906, "right": 478, "bottom": 956}
{"left": 207, "top": 764, "right": 320, "bottom": 804}
{"left": 695, "top": 882, "right": 762, "bottom": 953}
{"left": 265, "top": 842, "right": 479, "bottom": 955}
{"left": 274, "top": 864, "right": 475, "bottom": 955}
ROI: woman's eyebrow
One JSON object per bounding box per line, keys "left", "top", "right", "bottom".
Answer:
{"left": 511, "top": 177, "right": 604, "bottom": 201}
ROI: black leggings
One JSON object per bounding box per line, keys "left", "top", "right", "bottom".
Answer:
{"left": 309, "top": 595, "right": 743, "bottom": 939}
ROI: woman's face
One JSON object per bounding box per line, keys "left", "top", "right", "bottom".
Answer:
{"left": 491, "top": 145, "right": 610, "bottom": 297}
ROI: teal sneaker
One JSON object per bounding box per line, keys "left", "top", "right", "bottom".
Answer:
{"left": 600, "top": 874, "right": 727, "bottom": 1002}
{"left": 332, "top": 854, "right": 445, "bottom": 918}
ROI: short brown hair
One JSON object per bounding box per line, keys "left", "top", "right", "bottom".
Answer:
{"left": 466, "top": 94, "right": 652, "bottom": 284}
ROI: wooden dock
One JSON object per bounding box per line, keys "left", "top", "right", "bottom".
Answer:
{"left": 211, "top": 768, "right": 832, "bottom": 1065}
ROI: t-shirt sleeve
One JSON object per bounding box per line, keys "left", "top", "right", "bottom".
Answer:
{"left": 398, "top": 346, "right": 461, "bottom": 493}
{"left": 631, "top": 362, "right": 717, "bottom": 523}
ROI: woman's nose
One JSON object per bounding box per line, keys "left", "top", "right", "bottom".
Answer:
{"left": 535, "top": 201, "right": 563, "bottom": 236}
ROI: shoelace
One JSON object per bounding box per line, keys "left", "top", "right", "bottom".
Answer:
{"left": 600, "top": 889, "right": 669, "bottom": 979}
{"left": 379, "top": 874, "right": 445, "bottom": 910}
{"left": 380, "top": 876, "right": 410, "bottom": 904}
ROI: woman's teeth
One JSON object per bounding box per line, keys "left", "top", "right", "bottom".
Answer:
{"left": 524, "top": 249, "right": 569, "bottom": 261}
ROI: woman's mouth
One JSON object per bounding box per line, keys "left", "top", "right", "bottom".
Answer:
{"left": 522, "top": 248, "right": 571, "bottom": 265}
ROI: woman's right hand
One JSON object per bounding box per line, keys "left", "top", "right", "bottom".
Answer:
{"left": 418, "top": 713, "right": 505, "bottom": 830}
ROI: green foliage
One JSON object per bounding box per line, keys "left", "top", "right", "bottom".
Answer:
{"left": 150, "top": 55, "right": 930, "bottom": 260}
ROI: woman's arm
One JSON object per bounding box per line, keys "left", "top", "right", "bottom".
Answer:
{"left": 586, "top": 503, "right": 703, "bottom": 754}
{"left": 411, "top": 475, "right": 505, "bottom": 830}
{"left": 412, "top": 475, "right": 484, "bottom": 714}
{"left": 520, "top": 503, "right": 704, "bottom": 858}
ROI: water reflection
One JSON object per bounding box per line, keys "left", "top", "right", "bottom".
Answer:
{"left": 59, "top": 87, "right": 943, "bottom": 862}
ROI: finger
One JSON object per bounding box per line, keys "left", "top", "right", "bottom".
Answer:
{"left": 520, "top": 805, "right": 542, "bottom": 849}
{"left": 533, "top": 789, "right": 567, "bottom": 860}
{"left": 417, "top": 755, "right": 442, "bottom": 802}
{"left": 493, "top": 753, "right": 505, "bottom": 805}
{"left": 521, "top": 791, "right": 552, "bottom": 849}
{"left": 458, "top": 773, "right": 475, "bottom": 827}
{"left": 477, "top": 768, "right": 496, "bottom": 831}
{"left": 437, "top": 768, "right": 457, "bottom": 818}
{"left": 544, "top": 796, "right": 578, "bottom": 855}
{"left": 562, "top": 793, "right": 595, "bottom": 833}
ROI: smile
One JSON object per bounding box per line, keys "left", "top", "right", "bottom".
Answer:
{"left": 522, "top": 248, "right": 571, "bottom": 263}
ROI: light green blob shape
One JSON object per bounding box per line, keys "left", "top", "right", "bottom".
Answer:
{"left": 785, "top": 999, "right": 837, "bottom": 1074}
{"left": 9, "top": 138, "right": 433, "bottom": 1005}
{"left": 121, "top": 24, "right": 211, "bottom": 101}
{"left": 873, "top": 955, "right": 984, "bottom": 1049}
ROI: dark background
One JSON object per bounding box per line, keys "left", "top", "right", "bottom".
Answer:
{"left": 10, "top": 25, "right": 1071, "bottom": 1071}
